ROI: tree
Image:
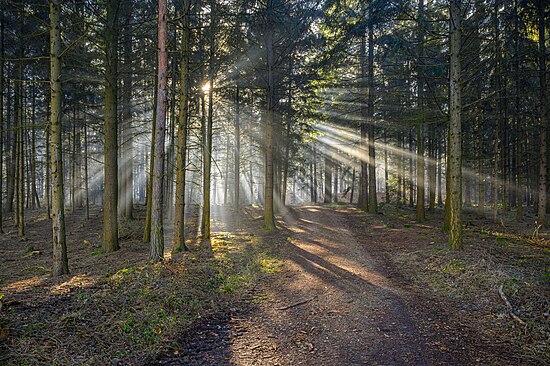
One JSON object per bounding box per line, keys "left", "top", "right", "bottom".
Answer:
{"left": 537, "top": 0, "right": 547, "bottom": 225}
{"left": 173, "top": 0, "right": 192, "bottom": 253}
{"left": 263, "top": 0, "right": 276, "bottom": 231}
{"left": 103, "top": 0, "right": 119, "bottom": 252}
{"left": 50, "top": 0, "right": 69, "bottom": 276}
{"left": 150, "top": 0, "right": 168, "bottom": 262}
{"left": 448, "top": 0, "right": 462, "bottom": 250}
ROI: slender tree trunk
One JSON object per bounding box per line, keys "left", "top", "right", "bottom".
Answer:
{"left": 367, "top": 11, "right": 377, "bottom": 214}
{"left": 324, "top": 156, "right": 332, "bottom": 203}
{"left": 103, "top": 0, "right": 119, "bottom": 252}
{"left": 122, "top": 1, "right": 134, "bottom": 220}
{"left": 150, "top": 0, "right": 168, "bottom": 262}
{"left": 359, "top": 32, "right": 368, "bottom": 211}
{"left": 537, "top": 0, "right": 547, "bottom": 225}
{"left": 408, "top": 130, "right": 414, "bottom": 207}
{"left": 16, "top": 17, "right": 24, "bottom": 238}
{"left": 384, "top": 132, "right": 390, "bottom": 204}
{"left": 416, "top": 0, "right": 426, "bottom": 221}
{"left": 143, "top": 84, "right": 157, "bottom": 243}
{"left": 448, "top": 0, "right": 463, "bottom": 250}
{"left": 0, "top": 15, "right": 4, "bottom": 232}
{"left": 263, "top": 0, "right": 276, "bottom": 230}
{"left": 201, "top": 0, "right": 216, "bottom": 237}
{"left": 350, "top": 166, "right": 355, "bottom": 204}
{"left": 50, "top": 0, "right": 69, "bottom": 276}
{"left": 84, "top": 117, "right": 89, "bottom": 220}
{"left": 173, "top": 0, "right": 192, "bottom": 253}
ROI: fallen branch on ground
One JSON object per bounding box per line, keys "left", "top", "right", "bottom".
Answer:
{"left": 276, "top": 297, "right": 314, "bottom": 311}
{"left": 498, "top": 284, "right": 526, "bottom": 326}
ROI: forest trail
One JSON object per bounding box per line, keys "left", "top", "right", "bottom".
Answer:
{"left": 160, "top": 205, "right": 489, "bottom": 366}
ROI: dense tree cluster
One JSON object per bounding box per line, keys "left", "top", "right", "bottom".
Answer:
{"left": 0, "top": 0, "right": 547, "bottom": 274}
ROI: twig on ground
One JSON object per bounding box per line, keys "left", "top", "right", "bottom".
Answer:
{"left": 498, "top": 284, "right": 526, "bottom": 326}
{"left": 276, "top": 297, "right": 314, "bottom": 311}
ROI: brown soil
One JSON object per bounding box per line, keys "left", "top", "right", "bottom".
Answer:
{"left": 156, "top": 205, "right": 548, "bottom": 366}
{"left": 1, "top": 204, "right": 548, "bottom": 365}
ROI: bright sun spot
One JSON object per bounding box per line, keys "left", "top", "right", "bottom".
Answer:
{"left": 202, "top": 83, "right": 211, "bottom": 92}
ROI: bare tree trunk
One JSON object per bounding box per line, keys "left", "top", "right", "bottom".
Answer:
{"left": 84, "top": 116, "right": 89, "bottom": 220}
{"left": 173, "top": 0, "right": 192, "bottom": 253}
{"left": 367, "top": 10, "right": 377, "bottom": 214}
{"left": 122, "top": 1, "right": 134, "bottom": 220}
{"left": 537, "top": 0, "right": 547, "bottom": 225}
{"left": 50, "top": 0, "right": 69, "bottom": 276}
{"left": 0, "top": 15, "right": 4, "bottom": 232}
{"left": 263, "top": 0, "right": 276, "bottom": 230}
{"left": 150, "top": 0, "right": 168, "bottom": 262}
{"left": 448, "top": 0, "right": 463, "bottom": 250}
{"left": 103, "top": 0, "right": 119, "bottom": 252}
{"left": 324, "top": 156, "right": 332, "bottom": 203}
{"left": 201, "top": 0, "right": 216, "bottom": 237}
{"left": 384, "top": 132, "right": 390, "bottom": 204}
{"left": 16, "top": 17, "right": 24, "bottom": 238}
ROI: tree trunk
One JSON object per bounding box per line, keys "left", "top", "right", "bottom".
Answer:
{"left": 103, "top": 0, "right": 119, "bottom": 252}
{"left": 201, "top": 0, "right": 216, "bottom": 237}
{"left": 263, "top": 0, "right": 276, "bottom": 230}
{"left": 367, "top": 11, "right": 377, "bottom": 214}
{"left": 324, "top": 156, "right": 332, "bottom": 203}
{"left": 537, "top": 0, "right": 547, "bottom": 225}
{"left": 122, "top": 1, "right": 134, "bottom": 220}
{"left": 0, "top": 15, "right": 4, "bottom": 232}
{"left": 50, "top": 0, "right": 69, "bottom": 276}
{"left": 448, "top": 0, "right": 463, "bottom": 250}
{"left": 150, "top": 0, "right": 168, "bottom": 262}
{"left": 173, "top": 0, "right": 192, "bottom": 253}
{"left": 16, "top": 17, "right": 24, "bottom": 238}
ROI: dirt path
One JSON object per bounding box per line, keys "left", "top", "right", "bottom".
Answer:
{"left": 157, "top": 205, "right": 515, "bottom": 365}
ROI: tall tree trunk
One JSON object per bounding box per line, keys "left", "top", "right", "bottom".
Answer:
{"left": 16, "top": 17, "right": 24, "bottom": 238}
{"left": 103, "top": 0, "right": 119, "bottom": 252}
{"left": 358, "top": 32, "right": 368, "bottom": 211}
{"left": 263, "top": 0, "right": 276, "bottom": 230}
{"left": 143, "top": 83, "right": 157, "bottom": 242}
{"left": 84, "top": 117, "right": 89, "bottom": 219}
{"left": 150, "top": 0, "right": 168, "bottom": 262}
{"left": 122, "top": 1, "right": 134, "bottom": 220}
{"left": 514, "top": 0, "right": 522, "bottom": 221}
{"left": 448, "top": 0, "right": 463, "bottom": 250}
{"left": 384, "top": 131, "right": 390, "bottom": 204}
{"left": 416, "top": 0, "right": 426, "bottom": 221}
{"left": 0, "top": 14, "right": 4, "bottom": 232}
{"left": 173, "top": 0, "right": 192, "bottom": 253}
{"left": 367, "top": 10, "right": 377, "bottom": 214}
{"left": 537, "top": 0, "right": 547, "bottom": 225}
{"left": 50, "top": 0, "right": 69, "bottom": 276}
{"left": 201, "top": 0, "right": 216, "bottom": 237}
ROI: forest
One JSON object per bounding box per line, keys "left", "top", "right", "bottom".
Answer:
{"left": 0, "top": 0, "right": 549, "bottom": 364}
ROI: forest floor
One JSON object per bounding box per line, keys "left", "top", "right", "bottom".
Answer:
{"left": 0, "top": 203, "right": 549, "bottom": 365}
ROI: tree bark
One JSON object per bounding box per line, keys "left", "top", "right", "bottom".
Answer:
{"left": 103, "top": 0, "right": 119, "bottom": 252}
{"left": 537, "top": 0, "right": 547, "bottom": 225}
{"left": 263, "top": 0, "right": 276, "bottom": 230}
{"left": 50, "top": 0, "right": 69, "bottom": 276}
{"left": 150, "top": 0, "right": 168, "bottom": 262}
{"left": 173, "top": 0, "right": 192, "bottom": 253}
{"left": 448, "top": 0, "right": 463, "bottom": 250}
